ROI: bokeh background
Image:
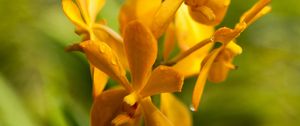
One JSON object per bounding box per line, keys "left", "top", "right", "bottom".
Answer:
{"left": 0, "top": 0, "right": 300, "bottom": 126}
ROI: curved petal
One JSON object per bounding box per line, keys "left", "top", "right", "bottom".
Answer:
{"left": 88, "top": 0, "right": 106, "bottom": 22}
{"left": 208, "top": 42, "right": 242, "bottom": 83}
{"left": 172, "top": 52, "right": 203, "bottom": 77}
{"left": 192, "top": 47, "right": 222, "bottom": 111}
{"left": 62, "top": 0, "right": 87, "bottom": 29}
{"left": 93, "top": 24, "right": 128, "bottom": 68}
{"left": 139, "top": 66, "right": 184, "bottom": 98}
{"left": 140, "top": 98, "right": 173, "bottom": 126}
{"left": 173, "top": 4, "right": 213, "bottom": 77}
{"left": 119, "top": 0, "right": 161, "bottom": 33}
{"left": 91, "top": 89, "right": 128, "bottom": 126}
{"left": 91, "top": 66, "right": 108, "bottom": 98}
{"left": 79, "top": 40, "right": 131, "bottom": 91}
{"left": 150, "top": 0, "right": 184, "bottom": 38}
{"left": 163, "top": 23, "right": 176, "bottom": 62}
{"left": 75, "top": 0, "right": 91, "bottom": 24}
{"left": 123, "top": 21, "right": 157, "bottom": 90}
{"left": 240, "top": 0, "right": 271, "bottom": 25}
{"left": 188, "top": 0, "right": 231, "bottom": 26}
{"left": 161, "top": 93, "right": 192, "bottom": 126}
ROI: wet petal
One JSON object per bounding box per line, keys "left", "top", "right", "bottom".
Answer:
{"left": 140, "top": 98, "right": 173, "bottom": 126}
{"left": 161, "top": 93, "right": 192, "bottom": 126}
{"left": 119, "top": 0, "right": 161, "bottom": 33}
{"left": 139, "top": 66, "right": 184, "bottom": 98}
{"left": 93, "top": 24, "right": 128, "bottom": 68}
{"left": 91, "top": 89, "right": 128, "bottom": 126}
{"left": 163, "top": 23, "right": 176, "bottom": 61}
{"left": 192, "top": 48, "right": 222, "bottom": 110}
{"left": 62, "top": 0, "right": 87, "bottom": 29}
{"left": 124, "top": 21, "right": 157, "bottom": 90}
{"left": 91, "top": 66, "right": 108, "bottom": 98}
{"left": 240, "top": 0, "right": 271, "bottom": 25}
{"left": 151, "top": 0, "right": 184, "bottom": 38}
{"left": 79, "top": 41, "right": 131, "bottom": 90}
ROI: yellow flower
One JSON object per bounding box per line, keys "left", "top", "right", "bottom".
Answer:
{"left": 62, "top": 0, "right": 127, "bottom": 97}
{"left": 119, "top": 0, "right": 184, "bottom": 38}
{"left": 192, "top": 0, "right": 272, "bottom": 110}
{"left": 185, "top": 0, "right": 231, "bottom": 26}
{"left": 74, "top": 21, "right": 189, "bottom": 126}
{"left": 169, "top": 4, "right": 214, "bottom": 77}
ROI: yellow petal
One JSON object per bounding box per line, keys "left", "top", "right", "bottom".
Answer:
{"left": 140, "top": 98, "right": 173, "bottom": 126}
{"left": 123, "top": 21, "right": 157, "bottom": 90}
{"left": 79, "top": 40, "right": 131, "bottom": 91}
{"left": 161, "top": 93, "right": 192, "bottom": 126}
{"left": 240, "top": 0, "right": 271, "bottom": 25}
{"left": 75, "top": 0, "right": 90, "bottom": 24}
{"left": 150, "top": 0, "right": 184, "bottom": 38}
{"left": 91, "top": 89, "right": 128, "bottom": 126}
{"left": 112, "top": 114, "right": 134, "bottom": 126}
{"left": 163, "top": 23, "right": 176, "bottom": 62}
{"left": 175, "top": 4, "right": 214, "bottom": 51}
{"left": 119, "top": 0, "right": 161, "bottom": 33}
{"left": 172, "top": 52, "right": 203, "bottom": 77}
{"left": 192, "top": 47, "right": 222, "bottom": 111}
{"left": 93, "top": 24, "right": 128, "bottom": 68}
{"left": 91, "top": 66, "right": 108, "bottom": 98}
{"left": 172, "top": 4, "right": 213, "bottom": 77}
{"left": 188, "top": 0, "right": 231, "bottom": 25}
{"left": 139, "top": 66, "right": 184, "bottom": 98}
{"left": 88, "top": 0, "right": 106, "bottom": 22}
{"left": 62, "top": 0, "right": 87, "bottom": 29}
{"left": 208, "top": 42, "right": 242, "bottom": 83}
{"left": 226, "top": 41, "right": 242, "bottom": 55}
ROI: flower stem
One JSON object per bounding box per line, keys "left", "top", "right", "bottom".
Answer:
{"left": 163, "top": 38, "right": 213, "bottom": 66}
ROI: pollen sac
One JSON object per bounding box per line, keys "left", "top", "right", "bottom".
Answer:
{"left": 186, "top": 0, "right": 231, "bottom": 26}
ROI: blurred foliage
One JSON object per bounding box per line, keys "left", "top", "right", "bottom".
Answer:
{"left": 0, "top": 0, "right": 300, "bottom": 126}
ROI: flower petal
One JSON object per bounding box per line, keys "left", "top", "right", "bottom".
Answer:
{"left": 119, "top": 0, "right": 161, "bottom": 33}
{"left": 93, "top": 24, "right": 128, "bottom": 68}
{"left": 161, "top": 93, "right": 192, "bottom": 126}
{"left": 163, "top": 23, "right": 176, "bottom": 62}
{"left": 175, "top": 4, "right": 214, "bottom": 51}
{"left": 139, "top": 66, "right": 184, "bottom": 98}
{"left": 172, "top": 4, "right": 213, "bottom": 77}
{"left": 62, "top": 0, "right": 87, "bottom": 29}
{"left": 79, "top": 40, "right": 131, "bottom": 91}
{"left": 188, "top": 0, "right": 231, "bottom": 25}
{"left": 124, "top": 21, "right": 157, "bottom": 90}
{"left": 91, "top": 66, "right": 108, "bottom": 98}
{"left": 240, "top": 0, "right": 271, "bottom": 25}
{"left": 140, "top": 98, "right": 173, "bottom": 126}
{"left": 91, "top": 89, "right": 128, "bottom": 126}
{"left": 208, "top": 42, "right": 242, "bottom": 83}
{"left": 75, "top": 0, "right": 90, "bottom": 24}
{"left": 150, "top": 0, "right": 184, "bottom": 38}
{"left": 88, "top": 0, "right": 106, "bottom": 22}
{"left": 192, "top": 47, "right": 222, "bottom": 111}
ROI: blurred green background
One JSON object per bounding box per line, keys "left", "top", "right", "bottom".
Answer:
{"left": 0, "top": 0, "right": 299, "bottom": 126}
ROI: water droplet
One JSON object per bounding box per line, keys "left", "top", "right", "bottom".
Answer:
{"left": 189, "top": 104, "right": 196, "bottom": 112}
{"left": 111, "top": 59, "right": 117, "bottom": 65}
{"left": 98, "top": 45, "right": 104, "bottom": 53}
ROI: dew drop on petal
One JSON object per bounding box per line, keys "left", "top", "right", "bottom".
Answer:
{"left": 189, "top": 104, "right": 196, "bottom": 112}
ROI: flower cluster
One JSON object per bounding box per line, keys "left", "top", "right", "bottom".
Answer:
{"left": 62, "top": 0, "right": 271, "bottom": 125}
